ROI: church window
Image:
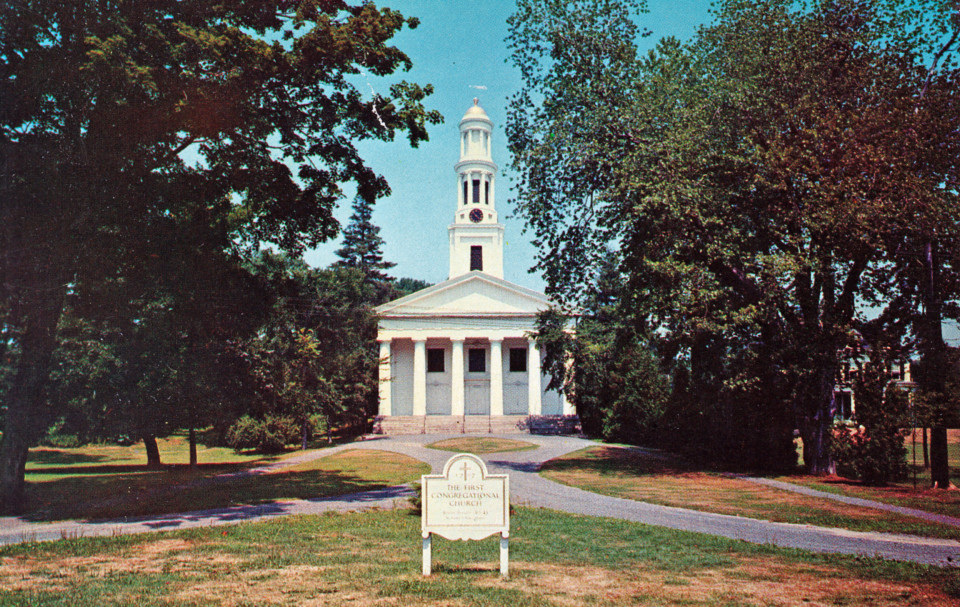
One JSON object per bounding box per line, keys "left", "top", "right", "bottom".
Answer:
{"left": 462, "top": 180, "right": 468, "bottom": 205}
{"left": 468, "top": 348, "right": 485, "bottom": 373}
{"left": 509, "top": 348, "right": 527, "bottom": 372}
{"left": 485, "top": 180, "right": 490, "bottom": 204}
{"left": 427, "top": 348, "right": 445, "bottom": 373}
{"left": 470, "top": 246, "right": 483, "bottom": 271}
{"left": 472, "top": 179, "right": 480, "bottom": 204}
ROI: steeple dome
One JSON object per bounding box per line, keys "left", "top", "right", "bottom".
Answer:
{"left": 449, "top": 99, "right": 504, "bottom": 279}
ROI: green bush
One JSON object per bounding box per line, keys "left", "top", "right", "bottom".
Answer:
{"left": 39, "top": 420, "right": 82, "bottom": 448}
{"left": 225, "top": 414, "right": 300, "bottom": 453}
{"left": 831, "top": 356, "right": 909, "bottom": 486}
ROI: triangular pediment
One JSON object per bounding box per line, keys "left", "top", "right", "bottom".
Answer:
{"left": 377, "top": 272, "right": 552, "bottom": 317}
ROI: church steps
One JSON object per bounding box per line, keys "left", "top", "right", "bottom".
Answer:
{"left": 373, "top": 415, "right": 579, "bottom": 436}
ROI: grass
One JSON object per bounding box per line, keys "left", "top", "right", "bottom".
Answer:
{"left": 426, "top": 437, "right": 539, "bottom": 454}
{"left": 25, "top": 435, "right": 279, "bottom": 474}
{"left": 541, "top": 446, "right": 960, "bottom": 540}
{"left": 1, "top": 507, "right": 958, "bottom": 606}
{"left": 22, "top": 448, "right": 429, "bottom": 522}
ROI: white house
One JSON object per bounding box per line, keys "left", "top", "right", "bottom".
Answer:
{"left": 374, "top": 100, "right": 574, "bottom": 434}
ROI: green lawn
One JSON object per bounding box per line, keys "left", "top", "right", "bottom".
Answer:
{"left": 426, "top": 437, "right": 539, "bottom": 454}
{"left": 0, "top": 508, "right": 957, "bottom": 606}
{"left": 542, "top": 445, "right": 960, "bottom": 540}
{"left": 25, "top": 435, "right": 277, "bottom": 475}
{"left": 22, "top": 443, "right": 428, "bottom": 522}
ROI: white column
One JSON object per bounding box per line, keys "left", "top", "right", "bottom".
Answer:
{"left": 378, "top": 340, "right": 392, "bottom": 416}
{"left": 451, "top": 339, "right": 465, "bottom": 416}
{"left": 562, "top": 354, "right": 575, "bottom": 415}
{"left": 490, "top": 338, "right": 503, "bottom": 417}
{"left": 413, "top": 338, "right": 427, "bottom": 416}
{"left": 527, "top": 340, "right": 542, "bottom": 416}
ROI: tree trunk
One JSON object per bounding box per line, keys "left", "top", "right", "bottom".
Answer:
{"left": 0, "top": 288, "right": 67, "bottom": 514}
{"left": 301, "top": 424, "right": 309, "bottom": 450}
{"left": 188, "top": 428, "right": 197, "bottom": 468}
{"left": 142, "top": 435, "right": 162, "bottom": 469}
{"left": 919, "top": 241, "right": 950, "bottom": 488}
{"left": 931, "top": 426, "right": 950, "bottom": 488}
{"left": 922, "top": 427, "right": 929, "bottom": 468}
{"left": 799, "top": 364, "right": 838, "bottom": 475}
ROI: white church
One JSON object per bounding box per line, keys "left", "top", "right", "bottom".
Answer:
{"left": 374, "top": 100, "right": 575, "bottom": 434}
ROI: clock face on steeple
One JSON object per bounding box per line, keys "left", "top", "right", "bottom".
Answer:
{"left": 469, "top": 208, "right": 484, "bottom": 223}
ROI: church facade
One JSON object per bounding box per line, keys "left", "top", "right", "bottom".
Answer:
{"left": 374, "top": 100, "right": 573, "bottom": 434}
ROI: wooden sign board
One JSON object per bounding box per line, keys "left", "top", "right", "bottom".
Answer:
{"left": 421, "top": 453, "right": 509, "bottom": 576}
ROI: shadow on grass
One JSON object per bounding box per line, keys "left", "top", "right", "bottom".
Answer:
{"left": 540, "top": 446, "right": 690, "bottom": 478}
{"left": 21, "top": 461, "right": 415, "bottom": 523}
{"left": 25, "top": 462, "right": 249, "bottom": 477}
{"left": 26, "top": 450, "right": 112, "bottom": 466}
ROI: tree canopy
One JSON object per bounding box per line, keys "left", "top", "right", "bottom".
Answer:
{"left": 0, "top": 0, "right": 441, "bottom": 512}
{"left": 508, "top": 0, "right": 960, "bottom": 473}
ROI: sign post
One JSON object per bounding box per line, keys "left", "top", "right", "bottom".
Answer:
{"left": 421, "top": 453, "right": 510, "bottom": 577}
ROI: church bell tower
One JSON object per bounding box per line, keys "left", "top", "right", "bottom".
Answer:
{"left": 449, "top": 99, "right": 504, "bottom": 279}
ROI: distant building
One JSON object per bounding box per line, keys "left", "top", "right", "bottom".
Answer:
{"left": 374, "top": 100, "right": 573, "bottom": 434}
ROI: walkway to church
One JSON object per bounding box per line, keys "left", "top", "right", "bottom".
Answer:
{"left": 2, "top": 435, "right": 959, "bottom": 568}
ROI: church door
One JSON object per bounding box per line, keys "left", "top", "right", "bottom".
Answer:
{"left": 465, "top": 381, "right": 490, "bottom": 415}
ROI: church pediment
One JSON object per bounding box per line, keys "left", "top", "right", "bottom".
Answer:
{"left": 377, "top": 272, "right": 551, "bottom": 318}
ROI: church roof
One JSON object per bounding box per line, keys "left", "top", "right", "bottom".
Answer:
{"left": 377, "top": 272, "right": 552, "bottom": 318}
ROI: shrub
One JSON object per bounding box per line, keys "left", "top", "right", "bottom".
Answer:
{"left": 226, "top": 414, "right": 300, "bottom": 453}
{"left": 831, "top": 356, "right": 909, "bottom": 486}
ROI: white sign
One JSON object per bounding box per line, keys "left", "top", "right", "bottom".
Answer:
{"left": 421, "top": 453, "right": 509, "bottom": 576}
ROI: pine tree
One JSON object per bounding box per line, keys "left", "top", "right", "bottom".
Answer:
{"left": 335, "top": 196, "right": 396, "bottom": 284}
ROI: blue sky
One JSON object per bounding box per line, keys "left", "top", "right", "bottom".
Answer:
{"left": 304, "top": 0, "right": 713, "bottom": 290}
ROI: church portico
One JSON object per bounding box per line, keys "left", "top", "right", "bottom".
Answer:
{"left": 377, "top": 332, "right": 561, "bottom": 421}
{"left": 374, "top": 100, "right": 575, "bottom": 435}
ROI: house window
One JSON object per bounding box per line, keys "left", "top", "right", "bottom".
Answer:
{"left": 509, "top": 348, "right": 527, "bottom": 372}
{"left": 427, "top": 348, "right": 445, "bottom": 373}
{"left": 835, "top": 391, "right": 853, "bottom": 420}
{"left": 468, "top": 348, "right": 485, "bottom": 373}
{"left": 472, "top": 179, "right": 481, "bottom": 204}
{"left": 470, "top": 246, "right": 483, "bottom": 271}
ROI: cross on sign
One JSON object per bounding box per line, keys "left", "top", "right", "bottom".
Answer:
{"left": 461, "top": 461, "right": 471, "bottom": 481}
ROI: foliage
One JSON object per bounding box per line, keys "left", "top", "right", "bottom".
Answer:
{"left": 235, "top": 252, "right": 380, "bottom": 446}
{"left": 831, "top": 355, "right": 910, "bottom": 486}
{"left": 537, "top": 256, "right": 670, "bottom": 445}
{"left": 0, "top": 0, "right": 441, "bottom": 512}
{"left": 390, "top": 277, "right": 433, "bottom": 298}
{"left": 508, "top": 0, "right": 960, "bottom": 474}
{"left": 225, "top": 414, "right": 302, "bottom": 453}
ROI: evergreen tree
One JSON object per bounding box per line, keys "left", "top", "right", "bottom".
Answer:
{"left": 335, "top": 196, "right": 396, "bottom": 283}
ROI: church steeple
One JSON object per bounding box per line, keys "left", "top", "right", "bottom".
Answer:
{"left": 449, "top": 99, "right": 504, "bottom": 279}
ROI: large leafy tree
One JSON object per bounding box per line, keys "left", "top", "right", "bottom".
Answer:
{"left": 238, "top": 252, "right": 379, "bottom": 448}
{"left": 508, "top": 0, "right": 960, "bottom": 474}
{"left": 0, "top": 0, "right": 441, "bottom": 512}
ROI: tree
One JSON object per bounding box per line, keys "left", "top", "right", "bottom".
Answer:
{"left": 335, "top": 195, "right": 396, "bottom": 285}
{"left": 0, "top": 0, "right": 441, "bottom": 512}
{"left": 230, "top": 252, "right": 379, "bottom": 450}
{"left": 507, "top": 0, "right": 960, "bottom": 474}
